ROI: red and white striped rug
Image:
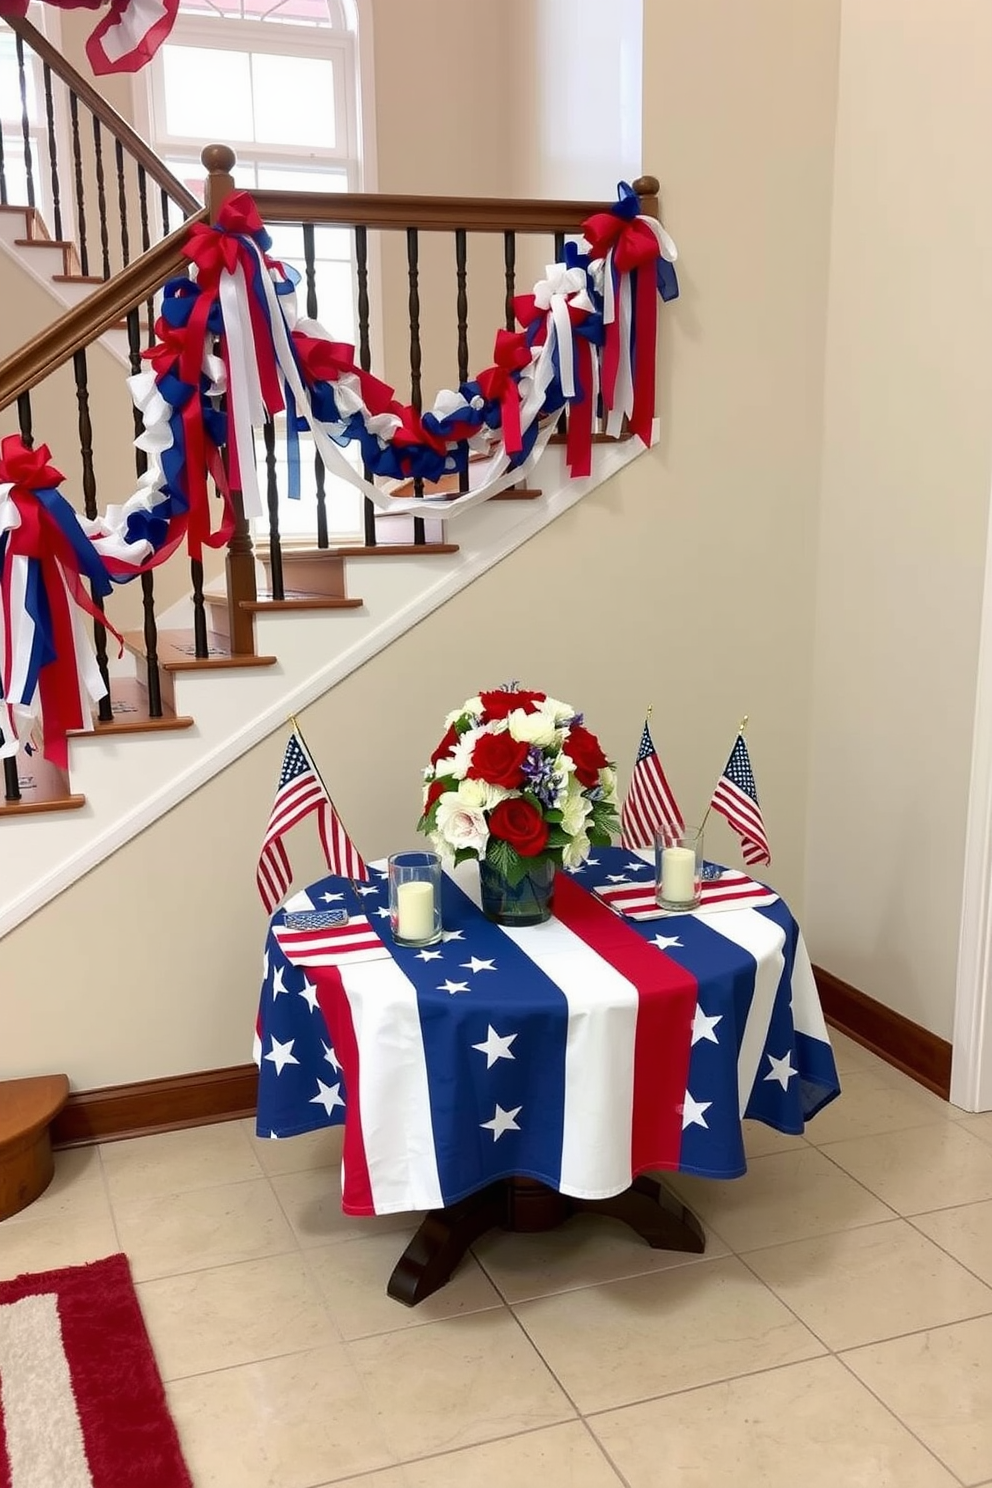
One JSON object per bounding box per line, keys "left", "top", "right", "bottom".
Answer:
{"left": 0, "top": 1253, "right": 191, "bottom": 1488}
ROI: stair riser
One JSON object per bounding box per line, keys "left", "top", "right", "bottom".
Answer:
{"left": 260, "top": 553, "right": 348, "bottom": 598}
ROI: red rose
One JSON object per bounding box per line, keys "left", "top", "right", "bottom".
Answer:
{"left": 489, "top": 797, "right": 550, "bottom": 857}
{"left": 565, "top": 724, "right": 609, "bottom": 787}
{"left": 479, "top": 688, "right": 546, "bottom": 721}
{"left": 467, "top": 731, "right": 529, "bottom": 789}
{"left": 430, "top": 723, "right": 459, "bottom": 765}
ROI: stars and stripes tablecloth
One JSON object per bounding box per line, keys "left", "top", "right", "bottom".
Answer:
{"left": 253, "top": 847, "right": 840, "bottom": 1216}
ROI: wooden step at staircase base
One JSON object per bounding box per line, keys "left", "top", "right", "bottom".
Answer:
{"left": 68, "top": 677, "right": 195, "bottom": 738}
{"left": 122, "top": 629, "right": 278, "bottom": 672}
{"left": 204, "top": 589, "right": 364, "bottom": 642}
{"left": 0, "top": 752, "right": 86, "bottom": 818}
{"left": 0, "top": 1074, "right": 70, "bottom": 1220}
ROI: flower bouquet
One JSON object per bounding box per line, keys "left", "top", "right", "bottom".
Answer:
{"left": 418, "top": 685, "right": 620, "bottom": 925}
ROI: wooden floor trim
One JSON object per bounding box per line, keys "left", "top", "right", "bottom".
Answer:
{"left": 52, "top": 1064, "right": 258, "bottom": 1147}
{"left": 813, "top": 965, "right": 952, "bottom": 1099}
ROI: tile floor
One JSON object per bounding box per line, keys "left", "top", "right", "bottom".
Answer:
{"left": 6, "top": 1030, "right": 992, "bottom": 1486}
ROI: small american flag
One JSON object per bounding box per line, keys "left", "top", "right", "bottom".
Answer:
{"left": 620, "top": 719, "right": 684, "bottom": 849}
{"left": 710, "top": 734, "right": 771, "bottom": 867}
{"left": 594, "top": 867, "right": 778, "bottom": 920}
{"left": 272, "top": 912, "right": 391, "bottom": 967}
{"left": 256, "top": 731, "right": 368, "bottom": 913}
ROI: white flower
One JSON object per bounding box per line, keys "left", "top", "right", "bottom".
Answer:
{"left": 560, "top": 790, "right": 592, "bottom": 837}
{"left": 540, "top": 695, "right": 575, "bottom": 725}
{"left": 598, "top": 765, "right": 619, "bottom": 807}
{"left": 507, "top": 707, "right": 557, "bottom": 748}
{"left": 444, "top": 695, "right": 483, "bottom": 728}
{"left": 562, "top": 831, "right": 591, "bottom": 870}
{"left": 457, "top": 777, "right": 511, "bottom": 811}
{"left": 433, "top": 796, "right": 489, "bottom": 859}
{"left": 437, "top": 725, "right": 486, "bottom": 780}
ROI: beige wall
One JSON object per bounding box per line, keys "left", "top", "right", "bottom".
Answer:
{"left": 804, "top": 0, "right": 992, "bottom": 1040}
{"left": 2, "top": 0, "right": 841, "bottom": 1088}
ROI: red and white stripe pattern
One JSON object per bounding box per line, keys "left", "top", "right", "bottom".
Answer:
{"left": 272, "top": 912, "right": 391, "bottom": 968}
{"left": 594, "top": 869, "right": 778, "bottom": 920}
{"left": 710, "top": 734, "right": 771, "bottom": 867}
{"left": 620, "top": 719, "right": 684, "bottom": 849}
{"left": 257, "top": 730, "right": 367, "bottom": 912}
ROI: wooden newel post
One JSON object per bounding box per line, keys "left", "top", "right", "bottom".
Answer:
{"left": 201, "top": 143, "right": 257, "bottom": 655}
{"left": 632, "top": 174, "right": 660, "bottom": 222}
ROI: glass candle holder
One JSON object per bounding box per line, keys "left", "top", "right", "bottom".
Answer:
{"left": 388, "top": 850, "right": 443, "bottom": 947}
{"left": 654, "top": 824, "right": 704, "bottom": 912}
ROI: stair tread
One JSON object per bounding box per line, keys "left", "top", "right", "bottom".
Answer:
{"left": 0, "top": 1076, "right": 69, "bottom": 1145}
{"left": 52, "top": 273, "right": 105, "bottom": 284}
{"left": 244, "top": 593, "right": 364, "bottom": 612}
{"left": 69, "top": 678, "right": 195, "bottom": 737}
{"left": 295, "top": 543, "right": 459, "bottom": 559}
{"left": 13, "top": 236, "right": 71, "bottom": 250}
{"left": 0, "top": 790, "right": 86, "bottom": 817}
{"left": 123, "top": 628, "right": 277, "bottom": 671}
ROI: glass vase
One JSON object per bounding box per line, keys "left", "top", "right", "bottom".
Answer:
{"left": 479, "top": 855, "right": 555, "bottom": 926}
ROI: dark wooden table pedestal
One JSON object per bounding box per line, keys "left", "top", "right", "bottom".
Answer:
{"left": 386, "top": 1174, "right": 706, "bottom": 1306}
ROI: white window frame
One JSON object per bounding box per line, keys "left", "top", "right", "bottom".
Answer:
{"left": 145, "top": 14, "right": 359, "bottom": 188}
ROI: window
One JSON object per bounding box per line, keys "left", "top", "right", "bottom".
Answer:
{"left": 146, "top": 0, "right": 367, "bottom": 542}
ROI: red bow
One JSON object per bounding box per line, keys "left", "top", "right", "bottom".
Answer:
{"left": 582, "top": 211, "right": 662, "bottom": 274}
{"left": 0, "top": 436, "right": 63, "bottom": 491}
{"left": 141, "top": 319, "right": 188, "bottom": 378}
{"left": 513, "top": 293, "right": 549, "bottom": 346}
{"left": 476, "top": 330, "right": 531, "bottom": 455}
{"left": 581, "top": 211, "right": 661, "bottom": 447}
{"left": 293, "top": 333, "right": 397, "bottom": 419}
{"left": 216, "top": 191, "right": 268, "bottom": 240}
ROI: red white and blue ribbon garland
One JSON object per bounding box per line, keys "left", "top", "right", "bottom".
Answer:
{"left": 0, "top": 182, "right": 678, "bottom": 765}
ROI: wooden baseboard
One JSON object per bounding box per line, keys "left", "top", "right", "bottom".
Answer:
{"left": 813, "top": 965, "right": 952, "bottom": 1099}
{"left": 52, "top": 1064, "right": 258, "bottom": 1148}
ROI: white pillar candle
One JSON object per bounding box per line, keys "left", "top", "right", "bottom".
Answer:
{"left": 661, "top": 846, "right": 697, "bottom": 904}
{"left": 396, "top": 879, "right": 436, "bottom": 941}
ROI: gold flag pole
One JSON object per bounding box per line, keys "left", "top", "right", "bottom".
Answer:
{"left": 699, "top": 714, "right": 748, "bottom": 832}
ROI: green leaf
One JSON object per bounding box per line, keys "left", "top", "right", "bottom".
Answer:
{"left": 453, "top": 846, "right": 479, "bottom": 866}
{"left": 544, "top": 808, "right": 564, "bottom": 824}
{"left": 485, "top": 838, "right": 521, "bottom": 880}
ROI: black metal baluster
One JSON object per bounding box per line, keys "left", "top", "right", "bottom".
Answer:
{"left": 455, "top": 228, "right": 470, "bottom": 494}
{"left": 73, "top": 348, "right": 113, "bottom": 721}
{"left": 503, "top": 230, "right": 516, "bottom": 332}
{"left": 302, "top": 223, "right": 328, "bottom": 548}
{"left": 69, "top": 93, "right": 88, "bottom": 276}
{"left": 92, "top": 117, "right": 110, "bottom": 279}
{"left": 407, "top": 226, "right": 425, "bottom": 545}
{"left": 126, "top": 308, "right": 162, "bottom": 714}
{"left": 161, "top": 187, "right": 170, "bottom": 237}
{"left": 15, "top": 34, "right": 34, "bottom": 209}
{"left": 137, "top": 164, "right": 154, "bottom": 345}
{"left": 114, "top": 138, "right": 129, "bottom": 267}
{"left": 2, "top": 751, "right": 20, "bottom": 802}
{"left": 263, "top": 420, "right": 284, "bottom": 600}
{"left": 42, "top": 64, "right": 62, "bottom": 241}
{"left": 355, "top": 223, "right": 376, "bottom": 546}
{"left": 17, "top": 390, "right": 32, "bottom": 446}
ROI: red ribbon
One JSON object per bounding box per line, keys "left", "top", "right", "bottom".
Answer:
{"left": 581, "top": 210, "right": 662, "bottom": 446}
{"left": 0, "top": 436, "right": 123, "bottom": 768}
{"left": 292, "top": 333, "right": 396, "bottom": 418}
{"left": 476, "top": 329, "right": 531, "bottom": 455}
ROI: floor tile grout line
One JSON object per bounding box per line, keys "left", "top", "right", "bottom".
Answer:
{"left": 830, "top": 1349, "right": 971, "bottom": 1486}
{"left": 95, "top": 1142, "right": 125, "bottom": 1255}
{"left": 576, "top": 1416, "right": 635, "bottom": 1488}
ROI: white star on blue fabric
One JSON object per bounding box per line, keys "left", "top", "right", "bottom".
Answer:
{"left": 372, "top": 867, "right": 389, "bottom": 878}
{"left": 264, "top": 1036, "right": 299, "bottom": 1075}
{"left": 764, "top": 1052, "right": 798, "bottom": 1090}
{"left": 299, "top": 980, "right": 320, "bottom": 1013}
{"left": 584, "top": 858, "right": 600, "bottom": 869}
{"left": 271, "top": 965, "right": 288, "bottom": 999}
{"left": 416, "top": 948, "right": 444, "bottom": 961}
{"left": 692, "top": 1007, "right": 722, "bottom": 1045}
{"left": 681, "top": 1092, "right": 712, "bottom": 1129}
{"left": 442, "top": 930, "right": 465, "bottom": 942}
{"left": 461, "top": 957, "right": 496, "bottom": 974}
{"left": 322, "top": 1041, "right": 341, "bottom": 1073}
{"left": 438, "top": 979, "right": 470, "bottom": 996}
{"left": 320, "top": 892, "right": 345, "bottom": 903}
{"left": 652, "top": 933, "right": 684, "bottom": 951}
{"left": 606, "top": 873, "right": 630, "bottom": 883}
{"left": 481, "top": 1103, "right": 522, "bottom": 1140}
{"left": 625, "top": 861, "right": 648, "bottom": 873}
{"left": 375, "top": 906, "right": 392, "bottom": 919}
{"left": 310, "top": 1079, "right": 345, "bottom": 1115}
{"left": 472, "top": 1025, "right": 517, "bottom": 1068}
{"left": 355, "top": 884, "right": 379, "bottom": 896}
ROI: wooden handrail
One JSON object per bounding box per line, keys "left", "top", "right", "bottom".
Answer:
{"left": 4, "top": 16, "right": 200, "bottom": 216}
{"left": 0, "top": 210, "right": 206, "bottom": 410}
{"left": 251, "top": 176, "right": 660, "bottom": 234}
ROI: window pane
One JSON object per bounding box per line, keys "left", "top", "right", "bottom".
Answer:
{"left": 251, "top": 52, "right": 336, "bottom": 147}
{"left": 162, "top": 45, "right": 253, "bottom": 139}
{"left": 255, "top": 163, "right": 348, "bottom": 191}
{"left": 0, "top": 33, "right": 37, "bottom": 123}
